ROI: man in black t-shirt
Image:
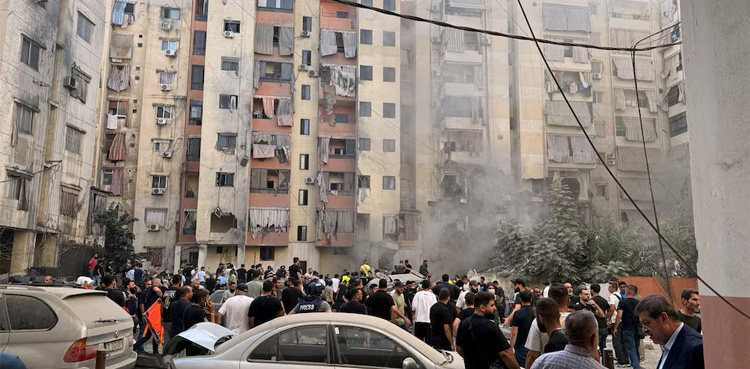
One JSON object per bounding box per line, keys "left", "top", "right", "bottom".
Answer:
{"left": 431, "top": 274, "right": 461, "bottom": 304}
{"left": 340, "top": 288, "right": 367, "bottom": 314}
{"left": 103, "top": 275, "right": 126, "bottom": 307}
{"left": 248, "top": 280, "right": 285, "bottom": 328}
{"left": 590, "top": 284, "right": 612, "bottom": 354}
{"left": 288, "top": 257, "right": 302, "bottom": 281}
{"left": 510, "top": 290, "right": 534, "bottom": 365}
{"left": 365, "top": 280, "right": 397, "bottom": 320}
{"left": 169, "top": 286, "right": 193, "bottom": 336}
{"left": 677, "top": 289, "right": 702, "bottom": 332}
{"left": 236, "top": 264, "right": 247, "bottom": 283}
{"left": 534, "top": 297, "right": 567, "bottom": 353}
{"left": 281, "top": 279, "right": 305, "bottom": 314}
{"left": 456, "top": 291, "right": 519, "bottom": 369}
{"left": 429, "top": 289, "right": 458, "bottom": 352}
{"left": 457, "top": 292, "right": 475, "bottom": 322}
{"left": 614, "top": 284, "right": 643, "bottom": 369}
{"left": 161, "top": 274, "right": 183, "bottom": 339}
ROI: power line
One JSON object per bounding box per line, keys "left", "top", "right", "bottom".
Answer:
{"left": 514, "top": 0, "right": 750, "bottom": 320}
{"left": 331, "top": 0, "right": 680, "bottom": 52}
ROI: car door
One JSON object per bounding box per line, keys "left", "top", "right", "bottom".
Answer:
{"left": 332, "top": 325, "right": 427, "bottom": 369}
{"left": 3, "top": 293, "right": 60, "bottom": 368}
{"left": 240, "top": 324, "right": 333, "bottom": 369}
{"left": 0, "top": 293, "right": 9, "bottom": 351}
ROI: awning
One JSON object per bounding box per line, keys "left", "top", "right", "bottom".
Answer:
{"left": 447, "top": 0, "right": 485, "bottom": 10}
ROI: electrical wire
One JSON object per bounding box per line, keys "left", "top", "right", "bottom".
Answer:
{"left": 514, "top": 0, "right": 750, "bottom": 320}
{"left": 331, "top": 0, "right": 680, "bottom": 52}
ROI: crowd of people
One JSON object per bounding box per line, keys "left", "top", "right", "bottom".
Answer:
{"left": 88, "top": 255, "right": 704, "bottom": 369}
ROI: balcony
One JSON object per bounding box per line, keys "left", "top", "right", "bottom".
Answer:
{"left": 440, "top": 82, "right": 482, "bottom": 98}
{"left": 441, "top": 50, "right": 482, "bottom": 66}
{"left": 252, "top": 118, "right": 292, "bottom": 134}
{"left": 316, "top": 233, "right": 355, "bottom": 247}
{"left": 320, "top": 4, "right": 356, "bottom": 31}
{"left": 441, "top": 116, "right": 484, "bottom": 132}
{"left": 247, "top": 231, "right": 288, "bottom": 246}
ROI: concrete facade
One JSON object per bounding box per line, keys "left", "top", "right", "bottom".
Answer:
{"left": 0, "top": 0, "right": 106, "bottom": 276}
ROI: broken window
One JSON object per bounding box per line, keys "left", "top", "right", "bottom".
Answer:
{"left": 210, "top": 213, "right": 237, "bottom": 233}
{"left": 15, "top": 103, "right": 34, "bottom": 135}
{"left": 65, "top": 126, "right": 83, "bottom": 154}
{"left": 219, "top": 94, "right": 238, "bottom": 110}
{"left": 221, "top": 57, "right": 239, "bottom": 73}
{"left": 358, "top": 175, "right": 371, "bottom": 189}
{"left": 183, "top": 210, "right": 197, "bottom": 235}
{"left": 153, "top": 140, "right": 170, "bottom": 154}
{"left": 60, "top": 187, "right": 79, "bottom": 217}
{"left": 224, "top": 20, "right": 240, "bottom": 33}
{"left": 217, "top": 133, "right": 236, "bottom": 151}
{"left": 215, "top": 172, "right": 235, "bottom": 187}
{"left": 260, "top": 247, "right": 275, "bottom": 261}
{"left": 6, "top": 172, "right": 29, "bottom": 210}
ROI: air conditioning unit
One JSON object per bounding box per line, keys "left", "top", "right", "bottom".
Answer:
{"left": 431, "top": 70, "right": 441, "bottom": 77}
{"left": 161, "top": 150, "right": 173, "bottom": 158}
{"left": 607, "top": 154, "right": 616, "bottom": 166}
{"left": 298, "top": 64, "right": 308, "bottom": 71}
{"left": 223, "top": 30, "right": 235, "bottom": 38}
{"left": 63, "top": 76, "right": 78, "bottom": 90}
{"left": 301, "top": 30, "right": 310, "bottom": 38}
{"left": 165, "top": 49, "right": 176, "bottom": 57}
{"left": 308, "top": 70, "right": 319, "bottom": 78}
{"left": 152, "top": 188, "right": 166, "bottom": 195}
{"left": 161, "top": 84, "right": 172, "bottom": 91}
{"left": 481, "top": 37, "right": 492, "bottom": 46}
{"left": 156, "top": 118, "right": 168, "bottom": 125}
{"left": 305, "top": 177, "right": 315, "bottom": 185}
{"left": 148, "top": 224, "right": 161, "bottom": 232}
{"left": 239, "top": 155, "right": 249, "bottom": 167}
{"left": 160, "top": 22, "right": 172, "bottom": 31}
{"left": 593, "top": 72, "right": 602, "bottom": 80}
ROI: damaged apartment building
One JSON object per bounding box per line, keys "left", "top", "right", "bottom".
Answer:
{"left": 400, "top": 0, "right": 685, "bottom": 255}
{"left": 93, "top": 0, "right": 421, "bottom": 273}
{"left": 0, "top": 0, "right": 107, "bottom": 276}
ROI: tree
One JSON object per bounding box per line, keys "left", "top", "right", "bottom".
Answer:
{"left": 93, "top": 208, "right": 138, "bottom": 273}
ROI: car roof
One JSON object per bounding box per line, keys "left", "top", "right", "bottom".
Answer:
{"left": 218, "top": 313, "right": 446, "bottom": 365}
{"left": 0, "top": 285, "right": 106, "bottom": 299}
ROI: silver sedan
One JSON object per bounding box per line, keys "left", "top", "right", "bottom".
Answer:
{"left": 167, "top": 313, "right": 463, "bottom": 369}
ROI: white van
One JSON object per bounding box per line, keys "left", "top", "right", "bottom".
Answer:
{"left": 0, "top": 285, "right": 137, "bottom": 368}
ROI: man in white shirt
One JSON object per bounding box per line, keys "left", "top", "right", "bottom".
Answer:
{"left": 332, "top": 274, "right": 341, "bottom": 294}
{"left": 542, "top": 281, "right": 550, "bottom": 298}
{"left": 456, "top": 281, "right": 479, "bottom": 310}
{"left": 607, "top": 281, "right": 627, "bottom": 365}
{"left": 196, "top": 267, "right": 206, "bottom": 283}
{"left": 525, "top": 285, "right": 570, "bottom": 368}
{"left": 217, "top": 283, "right": 254, "bottom": 334}
{"left": 126, "top": 267, "right": 135, "bottom": 282}
{"left": 411, "top": 280, "right": 437, "bottom": 344}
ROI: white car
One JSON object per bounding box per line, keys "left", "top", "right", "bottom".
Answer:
{"left": 0, "top": 285, "right": 137, "bottom": 368}
{"left": 167, "top": 313, "right": 463, "bottom": 369}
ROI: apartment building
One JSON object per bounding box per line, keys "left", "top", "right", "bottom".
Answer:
{"left": 0, "top": 0, "right": 106, "bottom": 275}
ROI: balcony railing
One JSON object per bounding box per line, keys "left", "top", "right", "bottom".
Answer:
{"left": 609, "top": 12, "right": 650, "bottom": 21}
{"left": 250, "top": 188, "right": 289, "bottom": 194}
{"left": 329, "top": 154, "right": 355, "bottom": 159}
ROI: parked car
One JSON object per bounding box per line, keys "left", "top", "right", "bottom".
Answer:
{"left": 0, "top": 285, "right": 137, "bottom": 369}
{"left": 166, "top": 313, "right": 463, "bottom": 369}
{"left": 367, "top": 270, "right": 427, "bottom": 293}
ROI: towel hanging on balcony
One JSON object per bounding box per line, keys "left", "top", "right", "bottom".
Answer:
{"left": 279, "top": 27, "right": 295, "bottom": 56}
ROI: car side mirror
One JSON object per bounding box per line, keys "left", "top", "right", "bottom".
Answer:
{"left": 402, "top": 357, "right": 419, "bottom": 369}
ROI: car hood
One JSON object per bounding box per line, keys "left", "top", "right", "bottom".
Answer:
{"left": 177, "top": 323, "right": 236, "bottom": 352}
{"left": 439, "top": 350, "right": 465, "bottom": 369}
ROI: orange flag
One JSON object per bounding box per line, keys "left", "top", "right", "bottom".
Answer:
{"left": 144, "top": 300, "right": 164, "bottom": 347}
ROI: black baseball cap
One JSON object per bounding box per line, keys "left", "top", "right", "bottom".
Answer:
{"left": 393, "top": 281, "right": 404, "bottom": 287}
{"left": 236, "top": 283, "right": 248, "bottom": 292}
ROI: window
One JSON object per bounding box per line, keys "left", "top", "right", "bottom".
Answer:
{"left": 359, "top": 138, "right": 371, "bottom": 151}
{"left": 358, "top": 175, "right": 371, "bottom": 189}
{"left": 637, "top": 91, "right": 649, "bottom": 109}
{"left": 6, "top": 173, "right": 29, "bottom": 210}
{"left": 191, "top": 65, "right": 205, "bottom": 90}
{"left": 20, "top": 37, "right": 41, "bottom": 70}
{"left": 337, "top": 11, "right": 349, "bottom": 18}
{"left": 302, "top": 85, "right": 311, "bottom": 100}
{"left": 193, "top": 31, "right": 206, "bottom": 55}
{"left": 189, "top": 100, "right": 203, "bottom": 125}
{"left": 383, "top": 67, "right": 396, "bottom": 82}
{"left": 383, "top": 0, "right": 396, "bottom": 11}
{"left": 596, "top": 184, "right": 608, "bottom": 198}
{"left": 335, "top": 326, "right": 413, "bottom": 368}
{"left": 216, "top": 172, "right": 235, "bottom": 187}
{"left": 335, "top": 114, "right": 349, "bottom": 124}
{"left": 360, "top": 29, "right": 372, "bottom": 45}
{"left": 217, "top": 133, "right": 237, "bottom": 150}
{"left": 187, "top": 137, "right": 201, "bottom": 161}
{"left": 383, "top": 31, "right": 396, "bottom": 47}
{"left": 260, "top": 246, "right": 275, "bottom": 261}
{"left": 359, "top": 102, "right": 371, "bottom": 117}
{"left": 60, "top": 188, "right": 79, "bottom": 217}
{"left": 146, "top": 247, "right": 163, "bottom": 267}
{"left": 297, "top": 226, "right": 308, "bottom": 241}
{"left": 361, "top": 0, "right": 373, "bottom": 6}
{"left": 224, "top": 20, "right": 241, "bottom": 33}
{"left": 383, "top": 139, "right": 396, "bottom": 152}
{"left": 6, "top": 296, "right": 56, "bottom": 330}
{"left": 666, "top": 85, "right": 681, "bottom": 107}
{"left": 383, "top": 103, "right": 396, "bottom": 118}
{"left": 219, "top": 94, "right": 238, "bottom": 110}
{"left": 152, "top": 175, "right": 168, "bottom": 189}
{"left": 258, "top": 0, "right": 295, "bottom": 12}
{"left": 195, "top": 0, "right": 208, "bottom": 20}
{"left": 383, "top": 176, "right": 396, "bottom": 190}
{"left": 303, "top": 16, "right": 312, "bottom": 33}
{"left": 615, "top": 119, "right": 627, "bottom": 137}
{"left": 564, "top": 39, "right": 574, "bottom": 58}
{"left": 156, "top": 105, "right": 173, "bottom": 119}
{"left": 15, "top": 103, "right": 34, "bottom": 135}
{"left": 300, "top": 154, "right": 309, "bottom": 170}
{"left": 302, "top": 50, "right": 311, "bottom": 66}
{"left": 161, "top": 40, "right": 177, "bottom": 51}
{"left": 298, "top": 189, "right": 308, "bottom": 205}
{"left": 183, "top": 210, "right": 197, "bottom": 235}
{"left": 77, "top": 13, "right": 94, "bottom": 42}
{"left": 300, "top": 119, "right": 310, "bottom": 135}
{"left": 669, "top": 112, "right": 688, "bottom": 137}
{"left": 70, "top": 68, "right": 90, "bottom": 103}
{"left": 221, "top": 57, "right": 239, "bottom": 73}
{"left": 360, "top": 65, "right": 373, "bottom": 81}
{"left": 593, "top": 91, "right": 604, "bottom": 104}
{"left": 145, "top": 208, "right": 167, "bottom": 227}
{"left": 161, "top": 7, "right": 180, "bottom": 20}
{"left": 65, "top": 127, "right": 83, "bottom": 154}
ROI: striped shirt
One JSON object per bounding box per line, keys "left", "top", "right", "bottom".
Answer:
{"left": 531, "top": 344, "right": 607, "bottom": 369}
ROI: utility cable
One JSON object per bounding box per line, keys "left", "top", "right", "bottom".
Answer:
{"left": 515, "top": 0, "right": 750, "bottom": 320}
{"left": 332, "top": 0, "right": 680, "bottom": 52}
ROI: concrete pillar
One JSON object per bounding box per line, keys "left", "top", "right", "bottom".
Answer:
{"left": 197, "top": 244, "right": 207, "bottom": 270}
{"left": 236, "top": 244, "right": 245, "bottom": 269}
{"left": 35, "top": 235, "right": 58, "bottom": 268}
{"left": 173, "top": 245, "right": 182, "bottom": 275}
{"left": 682, "top": 1, "right": 750, "bottom": 367}
{"left": 10, "top": 231, "right": 35, "bottom": 275}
